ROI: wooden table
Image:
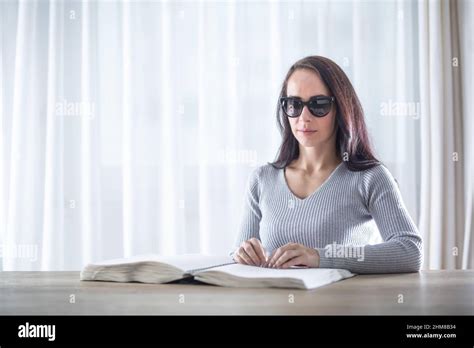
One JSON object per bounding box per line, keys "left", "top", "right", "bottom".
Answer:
{"left": 0, "top": 270, "right": 473, "bottom": 315}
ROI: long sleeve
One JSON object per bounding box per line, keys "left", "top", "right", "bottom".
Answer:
{"left": 229, "top": 166, "right": 263, "bottom": 257}
{"left": 316, "top": 164, "right": 423, "bottom": 274}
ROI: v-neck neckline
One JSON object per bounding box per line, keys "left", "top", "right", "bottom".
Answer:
{"left": 281, "top": 161, "right": 344, "bottom": 202}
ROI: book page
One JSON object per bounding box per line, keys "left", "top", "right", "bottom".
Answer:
{"left": 195, "top": 264, "right": 355, "bottom": 289}
{"left": 85, "top": 253, "right": 235, "bottom": 273}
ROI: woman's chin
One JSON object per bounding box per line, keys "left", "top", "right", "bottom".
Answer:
{"left": 297, "top": 138, "right": 320, "bottom": 148}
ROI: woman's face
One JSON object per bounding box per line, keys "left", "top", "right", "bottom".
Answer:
{"left": 286, "top": 69, "right": 337, "bottom": 148}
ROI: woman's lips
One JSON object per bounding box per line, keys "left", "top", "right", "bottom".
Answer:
{"left": 297, "top": 129, "right": 317, "bottom": 135}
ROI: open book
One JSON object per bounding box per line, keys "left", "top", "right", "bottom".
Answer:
{"left": 80, "top": 254, "right": 355, "bottom": 290}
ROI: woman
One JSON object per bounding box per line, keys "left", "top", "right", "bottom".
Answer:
{"left": 231, "top": 55, "right": 422, "bottom": 274}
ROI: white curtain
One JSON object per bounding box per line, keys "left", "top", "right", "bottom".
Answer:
{"left": 418, "top": 0, "right": 473, "bottom": 270}
{"left": 458, "top": 0, "right": 474, "bottom": 269}
{"left": 0, "top": 0, "right": 471, "bottom": 271}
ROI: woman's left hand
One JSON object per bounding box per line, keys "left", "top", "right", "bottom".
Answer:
{"left": 265, "top": 243, "right": 320, "bottom": 268}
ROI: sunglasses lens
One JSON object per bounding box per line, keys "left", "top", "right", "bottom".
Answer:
{"left": 282, "top": 98, "right": 302, "bottom": 117}
{"left": 309, "top": 97, "right": 332, "bottom": 117}
{"left": 281, "top": 96, "right": 333, "bottom": 117}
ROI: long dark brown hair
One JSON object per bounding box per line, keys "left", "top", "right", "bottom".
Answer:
{"left": 270, "top": 55, "right": 380, "bottom": 171}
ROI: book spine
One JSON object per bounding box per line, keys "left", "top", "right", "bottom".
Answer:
{"left": 186, "top": 262, "right": 236, "bottom": 274}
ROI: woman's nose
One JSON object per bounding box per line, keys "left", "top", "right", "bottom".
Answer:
{"left": 300, "top": 105, "right": 313, "bottom": 121}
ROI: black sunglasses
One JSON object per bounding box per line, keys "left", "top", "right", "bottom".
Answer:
{"left": 280, "top": 95, "right": 335, "bottom": 117}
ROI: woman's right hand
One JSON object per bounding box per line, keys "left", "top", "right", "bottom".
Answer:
{"left": 233, "top": 238, "right": 267, "bottom": 266}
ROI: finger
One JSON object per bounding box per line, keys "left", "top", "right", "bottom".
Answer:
{"left": 237, "top": 247, "right": 254, "bottom": 265}
{"left": 274, "top": 249, "right": 300, "bottom": 268}
{"left": 234, "top": 253, "right": 245, "bottom": 264}
{"left": 260, "top": 243, "right": 269, "bottom": 264}
{"left": 236, "top": 253, "right": 257, "bottom": 266}
{"left": 268, "top": 247, "right": 285, "bottom": 267}
{"left": 271, "top": 243, "right": 300, "bottom": 266}
{"left": 274, "top": 249, "right": 299, "bottom": 268}
{"left": 232, "top": 246, "right": 243, "bottom": 260}
{"left": 249, "top": 238, "right": 266, "bottom": 265}
{"left": 263, "top": 250, "right": 274, "bottom": 267}
{"left": 280, "top": 255, "right": 306, "bottom": 269}
{"left": 243, "top": 242, "right": 260, "bottom": 265}
{"left": 268, "top": 243, "right": 298, "bottom": 267}
{"left": 231, "top": 250, "right": 239, "bottom": 262}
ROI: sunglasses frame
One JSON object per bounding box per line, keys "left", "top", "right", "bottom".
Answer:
{"left": 280, "top": 95, "right": 336, "bottom": 118}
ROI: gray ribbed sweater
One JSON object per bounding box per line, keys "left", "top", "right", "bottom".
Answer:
{"left": 231, "top": 162, "right": 422, "bottom": 274}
